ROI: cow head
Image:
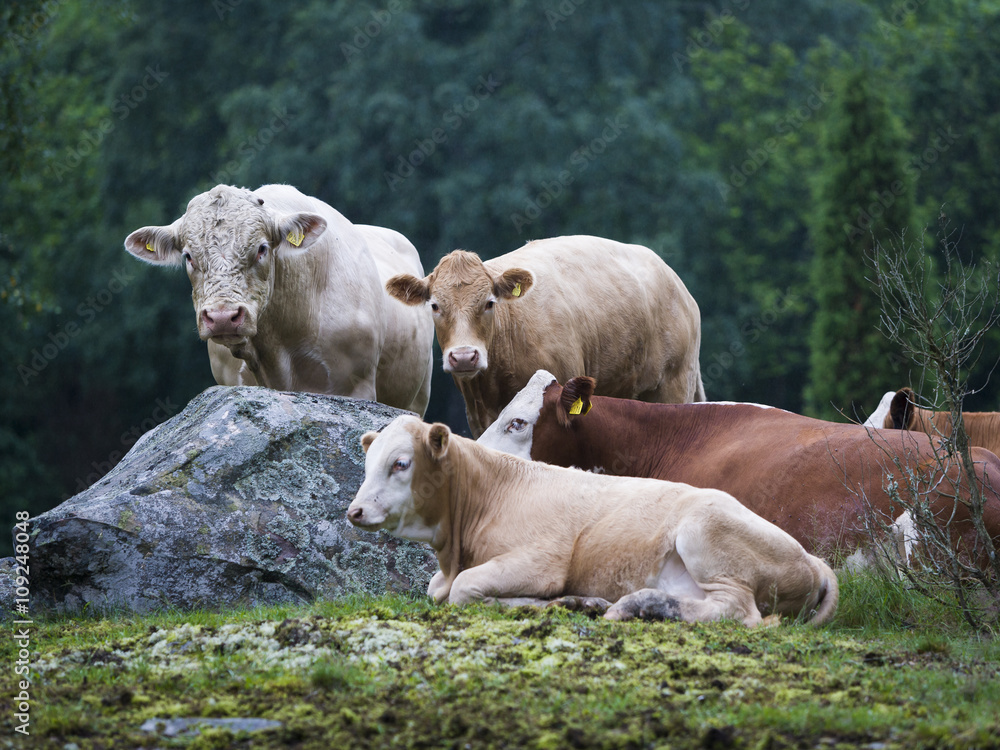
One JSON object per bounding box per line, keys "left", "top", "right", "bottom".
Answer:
{"left": 385, "top": 250, "right": 533, "bottom": 377}
{"left": 347, "top": 415, "right": 452, "bottom": 543}
{"left": 478, "top": 370, "right": 595, "bottom": 465}
{"left": 124, "top": 185, "right": 327, "bottom": 348}
{"left": 885, "top": 387, "right": 920, "bottom": 430}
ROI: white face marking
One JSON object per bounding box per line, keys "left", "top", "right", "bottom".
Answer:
{"left": 477, "top": 369, "right": 556, "bottom": 459}
{"left": 348, "top": 416, "right": 437, "bottom": 543}
{"left": 862, "top": 391, "right": 896, "bottom": 429}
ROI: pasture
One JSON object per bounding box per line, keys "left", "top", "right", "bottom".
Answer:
{"left": 4, "top": 572, "right": 999, "bottom": 749}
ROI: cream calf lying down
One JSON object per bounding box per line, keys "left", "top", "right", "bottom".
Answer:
{"left": 346, "top": 415, "right": 839, "bottom": 626}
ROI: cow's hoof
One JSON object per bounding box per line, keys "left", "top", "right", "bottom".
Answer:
{"left": 605, "top": 590, "right": 682, "bottom": 622}
{"left": 547, "top": 596, "right": 612, "bottom": 615}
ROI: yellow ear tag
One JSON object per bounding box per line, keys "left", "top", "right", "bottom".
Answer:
{"left": 145, "top": 242, "right": 155, "bottom": 252}
{"left": 287, "top": 231, "right": 305, "bottom": 247}
{"left": 569, "top": 397, "right": 585, "bottom": 415}
{"left": 512, "top": 282, "right": 521, "bottom": 298}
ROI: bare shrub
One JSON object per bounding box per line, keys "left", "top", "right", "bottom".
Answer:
{"left": 864, "top": 218, "right": 1000, "bottom": 630}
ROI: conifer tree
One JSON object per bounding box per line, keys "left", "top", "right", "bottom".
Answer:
{"left": 804, "top": 64, "right": 912, "bottom": 421}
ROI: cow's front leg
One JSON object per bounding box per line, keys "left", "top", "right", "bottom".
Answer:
{"left": 345, "top": 369, "right": 378, "bottom": 402}
{"left": 231, "top": 341, "right": 265, "bottom": 385}
{"left": 427, "top": 570, "right": 451, "bottom": 603}
{"left": 448, "top": 553, "right": 564, "bottom": 606}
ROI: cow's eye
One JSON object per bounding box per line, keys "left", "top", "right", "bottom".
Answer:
{"left": 183, "top": 252, "right": 197, "bottom": 270}
{"left": 256, "top": 243, "right": 269, "bottom": 262}
{"left": 430, "top": 302, "right": 440, "bottom": 313}
{"left": 391, "top": 458, "right": 411, "bottom": 474}
{"left": 506, "top": 418, "right": 527, "bottom": 433}
{"left": 484, "top": 299, "right": 495, "bottom": 311}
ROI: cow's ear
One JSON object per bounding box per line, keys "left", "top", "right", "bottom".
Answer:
{"left": 124, "top": 223, "right": 184, "bottom": 266}
{"left": 273, "top": 212, "right": 327, "bottom": 255}
{"left": 360, "top": 431, "right": 379, "bottom": 453}
{"left": 386, "top": 274, "right": 431, "bottom": 305}
{"left": 889, "top": 387, "right": 917, "bottom": 430}
{"left": 494, "top": 268, "right": 533, "bottom": 300}
{"left": 427, "top": 423, "right": 451, "bottom": 461}
{"left": 557, "top": 376, "right": 596, "bottom": 427}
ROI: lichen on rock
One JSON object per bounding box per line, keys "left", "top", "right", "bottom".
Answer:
{"left": 23, "top": 386, "right": 437, "bottom": 614}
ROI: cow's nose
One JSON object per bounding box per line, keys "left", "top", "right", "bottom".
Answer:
{"left": 448, "top": 347, "right": 480, "bottom": 371}
{"left": 347, "top": 507, "right": 364, "bottom": 524}
{"left": 201, "top": 306, "right": 246, "bottom": 334}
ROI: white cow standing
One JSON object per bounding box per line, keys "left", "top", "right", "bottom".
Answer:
{"left": 125, "top": 184, "right": 434, "bottom": 415}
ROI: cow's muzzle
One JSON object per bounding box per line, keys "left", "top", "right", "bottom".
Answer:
{"left": 444, "top": 346, "right": 486, "bottom": 376}
{"left": 347, "top": 502, "right": 383, "bottom": 528}
{"left": 200, "top": 305, "right": 250, "bottom": 340}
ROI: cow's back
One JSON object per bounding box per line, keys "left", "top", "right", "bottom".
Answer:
{"left": 486, "top": 236, "right": 703, "bottom": 404}
{"left": 355, "top": 224, "right": 434, "bottom": 415}
{"left": 253, "top": 185, "right": 432, "bottom": 413}
{"left": 627, "top": 403, "right": 1000, "bottom": 557}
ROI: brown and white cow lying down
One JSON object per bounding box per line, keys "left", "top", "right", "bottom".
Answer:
{"left": 385, "top": 235, "right": 704, "bottom": 436}
{"left": 347, "top": 415, "right": 838, "bottom": 627}
{"left": 125, "top": 184, "right": 434, "bottom": 415}
{"left": 871, "top": 387, "right": 1000, "bottom": 457}
{"left": 478, "top": 371, "right": 1000, "bottom": 562}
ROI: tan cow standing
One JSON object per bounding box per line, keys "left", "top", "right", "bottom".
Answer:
{"left": 125, "top": 184, "right": 434, "bottom": 415}
{"left": 347, "top": 415, "right": 838, "bottom": 627}
{"left": 385, "top": 235, "right": 704, "bottom": 436}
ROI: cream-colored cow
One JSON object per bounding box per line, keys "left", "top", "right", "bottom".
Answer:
{"left": 385, "top": 235, "right": 704, "bottom": 436}
{"left": 347, "top": 415, "right": 839, "bottom": 626}
{"left": 125, "top": 184, "right": 433, "bottom": 415}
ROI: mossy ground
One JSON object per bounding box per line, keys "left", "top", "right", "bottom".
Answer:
{"left": 2, "top": 573, "right": 999, "bottom": 749}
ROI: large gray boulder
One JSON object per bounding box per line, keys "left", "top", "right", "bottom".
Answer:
{"left": 26, "top": 386, "right": 437, "bottom": 614}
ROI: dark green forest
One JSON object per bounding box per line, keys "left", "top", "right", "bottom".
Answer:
{"left": 4, "top": 0, "right": 1000, "bottom": 546}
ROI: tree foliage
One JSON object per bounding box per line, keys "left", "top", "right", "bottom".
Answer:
{"left": 804, "top": 60, "right": 912, "bottom": 420}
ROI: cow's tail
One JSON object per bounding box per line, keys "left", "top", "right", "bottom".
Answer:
{"left": 806, "top": 557, "right": 839, "bottom": 627}
{"left": 693, "top": 361, "right": 706, "bottom": 402}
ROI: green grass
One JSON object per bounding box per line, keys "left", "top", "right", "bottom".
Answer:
{"left": 3, "top": 572, "right": 999, "bottom": 749}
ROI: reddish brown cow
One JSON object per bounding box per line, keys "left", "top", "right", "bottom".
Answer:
{"left": 883, "top": 387, "right": 1000, "bottom": 457}
{"left": 478, "top": 371, "right": 1000, "bottom": 562}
